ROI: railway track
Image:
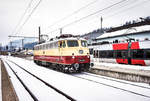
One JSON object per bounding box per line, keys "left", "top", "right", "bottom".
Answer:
{"left": 2, "top": 57, "right": 150, "bottom": 101}
{"left": 83, "top": 72, "right": 150, "bottom": 89}
{"left": 4, "top": 59, "right": 76, "bottom": 101}
{"left": 71, "top": 72, "right": 150, "bottom": 99}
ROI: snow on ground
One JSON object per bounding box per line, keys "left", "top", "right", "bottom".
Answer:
{"left": 3, "top": 60, "right": 69, "bottom": 101}
{"left": 3, "top": 61, "right": 34, "bottom": 101}
{"left": 1, "top": 56, "right": 150, "bottom": 101}
{"left": 73, "top": 72, "right": 150, "bottom": 97}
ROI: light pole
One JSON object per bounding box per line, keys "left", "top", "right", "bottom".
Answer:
{"left": 100, "top": 16, "right": 103, "bottom": 32}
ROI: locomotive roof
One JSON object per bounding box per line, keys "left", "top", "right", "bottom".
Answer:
{"left": 35, "top": 37, "right": 86, "bottom": 47}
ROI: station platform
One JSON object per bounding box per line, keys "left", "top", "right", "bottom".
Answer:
{"left": 90, "top": 61, "right": 150, "bottom": 84}
{"left": 0, "top": 59, "right": 18, "bottom": 101}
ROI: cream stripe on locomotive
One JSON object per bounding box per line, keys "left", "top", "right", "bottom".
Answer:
{"left": 34, "top": 47, "right": 89, "bottom": 56}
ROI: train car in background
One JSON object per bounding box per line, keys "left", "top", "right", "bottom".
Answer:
{"left": 90, "top": 39, "right": 150, "bottom": 66}
{"left": 34, "top": 34, "right": 91, "bottom": 72}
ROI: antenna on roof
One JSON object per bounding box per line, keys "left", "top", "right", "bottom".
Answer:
{"left": 60, "top": 28, "right": 63, "bottom": 35}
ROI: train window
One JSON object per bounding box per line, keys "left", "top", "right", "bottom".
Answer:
{"left": 60, "top": 41, "right": 62, "bottom": 48}
{"left": 81, "top": 40, "right": 87, "bottom": 47}
{"left": 67, "top": 40, "right": 79, "bottom": 47}
{"left": 96, "top": 50, "right": 98, "bottom": 58}
{"left": 46, "top": 44, "right": 48, "bottom": 49}
{"left": 107, "top": 51, "right": 113, "bottom": 58}
{"left": 39, "top": 45, "right": 41, "bottom": 50}
{"left": 132, "top": 49, "right": 144, "bottom": 59}
{"left": 145, "top": 50, "right": 150, "bottom": 59}
{"left": 48, "top": 44, "right": 50, "bottom": 49}
{"left": 44, "top": 45, "right": 45, "bottom": 49}
{"left": 116, "top": 51, "right": 122, "bottom": 58}
{"left": 62, "top": 41, "right": 66, "bottom": 48}
{"left": 121, "top": 50, "right": 128, "bottom": 58}
{"left": 50, "top": 43, "right": 52, "bottom": 48}
{"left": 55, "top": 42, "right": 58, "bottom": 48}
{"left": 99, "top": 51, "right": 107, "bottom": 58}
{"left": 89, "top": 48, "right": 93, "bottom": 55}
{"left": 93, "top": 50, "right": 96, "bottom": 58}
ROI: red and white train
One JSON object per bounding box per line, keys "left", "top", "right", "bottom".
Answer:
{"left": 90, "top": 39, "right": 150, "bottom": 66}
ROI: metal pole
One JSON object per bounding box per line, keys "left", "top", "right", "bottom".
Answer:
{"left": 39, "top": 26, "right": 41, "bottom": 43}
{"left": 60, "top": 28, "right": 62, "bottom": 35}
{"left": 100, "top": 16, "right": 103, "bottom": 32}
{"left": 22, "top": 39, "right": 24, "bottom": 50}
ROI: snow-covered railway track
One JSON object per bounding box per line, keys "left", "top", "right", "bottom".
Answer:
{"left": 71, "top": 72, "right": 150, "bottom": 99}
{"left": 83, "top": 72, "right": 150, "bottom": 90}
{"left": 5, "top": 61, "right": 38, "bottom": 101}
{"left": 4, "top": 59, "right": 76, "bottom": 101}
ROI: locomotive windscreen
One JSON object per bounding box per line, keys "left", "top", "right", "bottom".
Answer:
{"left": 67, "top": 40, "right": 79, "bottom": 47}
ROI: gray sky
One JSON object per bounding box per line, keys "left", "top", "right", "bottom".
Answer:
{"left": 0, "top": 0, "right": 150, "bottom": 45}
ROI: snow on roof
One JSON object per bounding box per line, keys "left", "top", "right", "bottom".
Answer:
{"left": 35, "top": 37, "right": 86, "bottom": 47}
{"left": 97, "top": 25, "right": 150, "bottom": 39}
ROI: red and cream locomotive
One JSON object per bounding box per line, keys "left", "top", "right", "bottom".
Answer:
{"left": 90, "top": 39, "right": 150, "bottom": 66}
{"left": 34, "top": 34, "right": 91, "bottom": 72}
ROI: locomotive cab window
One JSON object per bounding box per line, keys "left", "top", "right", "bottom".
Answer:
{"left": 62, "top": 41, "right": 66, "bottom": 48}
{"left": 59, "top": 41, "right": 62, "bottom": 48}
{"left": 81, "top": 40, "right": 87, "bottom": 47}
{"left": 67, "top": 40, "right": 79, "bottom": 47}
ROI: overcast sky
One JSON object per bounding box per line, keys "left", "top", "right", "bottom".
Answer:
{"left": 0, "top": 0, "right": 150, "bottom": 45}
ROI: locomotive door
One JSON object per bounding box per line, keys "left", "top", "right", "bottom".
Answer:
{"left": 59, "top": 41, "right": 66, "bottom": 63}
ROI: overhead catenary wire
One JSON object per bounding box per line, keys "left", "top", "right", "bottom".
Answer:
{"left": 12, "top": 0, "right": 34, "bottom": 36}
{"left": 104, "top": 0, "right": 150, "bottom": 20}
{"left": 13, "top": 0, "right": 42, "bottom": 36}
{"left": 47, "top": 0, "right": 99, "bottom": 29}
{"left": 47, "top": 0, "right": 128, "bottom": 34}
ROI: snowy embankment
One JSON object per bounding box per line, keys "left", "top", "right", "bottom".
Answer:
{"left": 1, "top": 56, "right": 150, "bottom": 101}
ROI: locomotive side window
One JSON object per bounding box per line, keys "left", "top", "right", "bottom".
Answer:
{"left": 55, "top": 42, "right": 58, "bottom": 48}
{"left": 67, "top": 40, "right": 79, "bottom": 47}
{"left": 59, "top": 41, "right": 62, "bottom": 48}
{"left": 81, "top": 40, "right": 87, "bottom": 47}
{"left": 46, "top": 44, "right": 49, "bottom": 49}
{"left": 49, "top": 43, "right": 51, "bottom": 49}
{"left": 62, "top": 41, "right": 66, "bottom": 48}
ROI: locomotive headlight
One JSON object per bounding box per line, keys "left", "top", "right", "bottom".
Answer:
{"left": 72, "top": 53, "right": 75, "bottom": 59}
{"left": 87, "top": 53, "right": 90, "bottom": 58}
{"left": 79, "top": 50, "right": 83, "bottom": 54}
